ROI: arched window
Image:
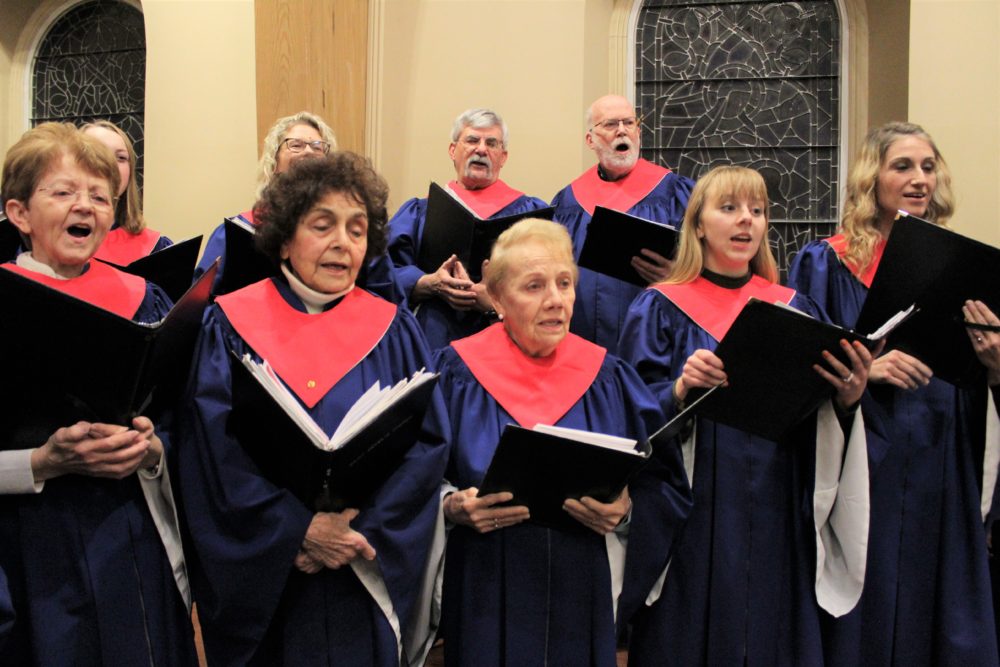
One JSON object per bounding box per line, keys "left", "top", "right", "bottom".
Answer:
{"left": 635, "top": 1, "right": 841, "bottom": 276}
{"left": 31, "top": 0, "right": 146, "bottom": 188}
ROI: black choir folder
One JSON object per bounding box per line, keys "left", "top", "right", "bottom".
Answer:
{"left": 99, "top": 235, "right": 203, "bottom": 303}
{"left": 228, "top": 353, "right": 439, "bottom": 512}
{"left": 577, "top": 206, "right": 680, "bottom": 285}
{"left": 214, "top": 217, "right": 276, "bottom": 296}
{"left": 854, "top": 212, "right": 1000, "bottom": 386}
{"left": 417, "top": 182, "right": 555, "bottom": 282}
{"left": 478, "top": 424, "right": 651, "bottom": 533}
{"left": 0, "top": 261, "right": 218, "bottom": 448}
{"left": 653, "top": 299, "right": 911, "bottom": 444}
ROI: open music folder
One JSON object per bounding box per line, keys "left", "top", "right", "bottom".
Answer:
{"left": 229, "top": 353, "right": 439, "bottom": 512}
{"left": 854, "top": 211, "right": 1000, "bottom": 386}
{"left": 577, "top": 206, "right": 680, "bottom": 285}
{"left": 417, "top": 182, "right": 555, "bottom": 281}
{"left": 0, "top": 260, "right": 218, "bottom": 448}
{"left": 477, "top": 423, "right": 650, "bottom": 532}
{"left": 652, "top": 298, "right": 911, "bottom": 444}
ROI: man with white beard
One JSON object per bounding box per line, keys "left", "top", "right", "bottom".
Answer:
{"left": 388, "top": 108, "right": 548, "bottom": 350}
{"left": 551, "top": 94, "right": 695, "bottom": 355}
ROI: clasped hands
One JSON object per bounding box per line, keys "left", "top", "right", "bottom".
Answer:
{"left": 444, "top": 486, "right": 630, "bottom": 536}
{"left": 296, "top": 509, "right": 376, "bottom": 574}
{"left": 414, "top": 255, "right": 493, "bottom": 313}
{"left": 31, "top": 416, "right": 163, "bottom": 483}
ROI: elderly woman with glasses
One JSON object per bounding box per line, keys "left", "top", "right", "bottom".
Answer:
{"left": 433, "top": 217, "right": 691, "bottom": 666}
{"left": 177, "top": 152, "right": 449, "bottom": 666}
{"left": 0, "top": 122, "right": 196, "bottom": 665}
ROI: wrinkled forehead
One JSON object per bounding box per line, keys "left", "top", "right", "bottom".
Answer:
{"left": 457, "top": 123, "right": 503, "bottom": 141}
{"left": 591, "top": 97, "right": 635, "bottom": 123}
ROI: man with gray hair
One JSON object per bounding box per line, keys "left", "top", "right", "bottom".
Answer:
{"left": 388, "top": 108, "right": 548, "bottom": 349}
{"left": 551, "top": 94, "right": 695, "bottom": 356}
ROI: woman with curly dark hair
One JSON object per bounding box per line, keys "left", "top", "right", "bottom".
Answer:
{"left": 176, "top": 152, "right": 449, "bottom": 666}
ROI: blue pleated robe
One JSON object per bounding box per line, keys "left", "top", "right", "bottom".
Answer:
{"left": 550, "top": 170, "right": 694, "bottom": 356}
{"left": 619, "top": 285, "right": 866, "bottom": 666}
{"left": 0, "top": 279, "right": 198, "bottom": 667}
{"left": 175, "top": 278, "right": 449, "bottom": 667}
{"left": 789, "top": 240, "right": 1000, "bottom": 666}
{"left": 387, "top": 192, "right": 549, "bottom": 350}
{"left": 194, "top": 214, "right": 405, "bottom": 304}
{"left": 433, "top": 337, "right": 691, "bottom": 667}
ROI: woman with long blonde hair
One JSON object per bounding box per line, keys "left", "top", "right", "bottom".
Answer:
{"left": 788, "top": 122, "right": 1000, "bottom": 665}
{"left": 621, "top": 165, "right": 876, "bottom": 665}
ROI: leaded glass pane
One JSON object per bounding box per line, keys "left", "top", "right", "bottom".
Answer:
{"left": 32, "top": 1, "right": 146, "bottom": 190}
{"left": 637, "top": 0, "right": 840, "bottom": 276}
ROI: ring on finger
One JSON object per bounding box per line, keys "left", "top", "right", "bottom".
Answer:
{"left": 841, "top": 372, "right": 854, "bottom": 383}
{"left": 493, "top": 518, "right": 499, "bottom": 529}
{"left": 977, "top": 335, "right": 984, "bottom": 343}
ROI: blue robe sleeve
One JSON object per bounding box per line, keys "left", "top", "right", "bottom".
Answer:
{"left": 618, "top": 288, "right": 687, "bottom": 418}
{"left": 151, "top": 234, "right": 174, "bottom": 254}
{"left": 788, "top": 241, "right": 835, "bottom": 320}
{"left": 387, "top": 198, "right": 429, "bottom": 301}
{"left": 193, "top": 222, "right": 226, "bottom": 285}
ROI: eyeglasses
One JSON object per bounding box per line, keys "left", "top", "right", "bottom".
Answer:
{"left": 461, "top": 134, "right": 503, "bottom": 150}
{"left": 36, "top": 185, "right": 116, "bottom": 211}
{"left": 590, "top": 114, "right": 643, "bottom": 133}
{"left": 280, "top": 138, "right": 332, "bottom": 155}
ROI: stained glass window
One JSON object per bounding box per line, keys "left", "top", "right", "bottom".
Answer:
{"left": 32, "top": 0, "right": 146, "bottom": 189}
{"left": 636, "top": 1, "right": 840, "bottom": 276}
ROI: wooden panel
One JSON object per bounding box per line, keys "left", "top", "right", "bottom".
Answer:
{"left": 255, "top": 0, "right": 367, "bottom": 154}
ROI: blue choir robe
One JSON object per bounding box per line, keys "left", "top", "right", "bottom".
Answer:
{"left": 175, "top": 277, "right": 449, "bottom": 666}
{"left": 789, "top": 239, "right": 1000, "bottom": 666}
{"left": 619, "top": 278, "right": 870, "bottom": 666}
{"left": 433, "top": 324, "right": 691, "bottom": 667}
{"left": 194, "top": 210, "right": 405, "bottom": 304}
{"left": 550, "top": 159, "right": 694, "bottom": 356}
{"left": 387, "top": 181, "right": 549, "bottom": 350}
{"left": 0, "top": 259, "right": 196, "bottom": 666}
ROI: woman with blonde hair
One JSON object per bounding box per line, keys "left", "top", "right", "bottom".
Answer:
{"left": 82, "top": 120, "right": 174, "bottom": 264}
{"left": 789, "top": 122, "right": 1000, "bottom": 665}
{"left": 434, "top": 217, "right": 691, "bottom": 666}
{"left": 620, "top": 165, "right": 875, "bottom": 665}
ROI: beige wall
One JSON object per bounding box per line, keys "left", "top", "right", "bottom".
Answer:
{"left": 142, "top": 0, "right": 258, "bottom": 245}
{"left": 910, "top": 0, "right": 1000, "bottom": 246}
{"left": 374, "top": 0, "right": 615, "bottom": 213}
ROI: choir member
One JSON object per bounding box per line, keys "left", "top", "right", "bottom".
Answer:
{"left": 788, "top": 121, "right": 1000, "bottom": 665}
{"left": 435, "top": 217, "right": 691, "bottom": 666}
{"left": 620, "top": 165, "right": 874, "bottom": 665}
{"left": 176, "top": 152, "right": 448, "bottom": 665}
{"left": 83, "top": 120, "right": 173, "bottom": 264}
{"left": 551, "top": 94, "right": 695, "bottom": 355}
{"left": 0, "top": 122, "right": 195, "bottom": 665}
{"left": 387, "top": 108, "right": 549, "bottom": 349}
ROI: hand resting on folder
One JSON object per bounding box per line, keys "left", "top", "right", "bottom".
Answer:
{"left": 444, "top": 487, "right": 530, "bottom": 533}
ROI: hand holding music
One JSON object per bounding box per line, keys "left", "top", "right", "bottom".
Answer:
{"left": 443, "top": 487, "right": 530, "bottom": 533}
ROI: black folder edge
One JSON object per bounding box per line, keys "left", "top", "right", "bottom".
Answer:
{"left": 577, "top": 205, "right": 680, "bottom": 286}
{"left": 215, "top": 217, "right": 277, "bottom": 296}
{"left": 417, "top": 182, "right": 555, "bottom": 281}
{"left": 97, "top": 235, "right": 204, "bottom": 303}
{"left": 478, "top": 423, "right": 651, "bottom": 532}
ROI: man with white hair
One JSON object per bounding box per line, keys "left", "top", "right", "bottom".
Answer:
{"left": 551, "top": 94, "right": 695, "bottom": 355}
{"left": 388, "top": 108, "right": 548, "bottom": 349}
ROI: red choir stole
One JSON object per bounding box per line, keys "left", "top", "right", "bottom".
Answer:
{"left": 653, "top": 275, "right": 796, "bottom": 341}
{"left": 445, "top": 179, "right": 525, "bottom": 219}
{"left": 2, "top": 260, "right": 146, "bottom": 319}
{"left": 93, "top": 227, "right": 162, "bottom": 266}
{"left": 569, "top": 158, "right": 670, "bottom": 216}
{"left": 217, "top": 280, "right": 396, "bottom": 408}
{"left": 451, "top": 323, "right": 606, "bottom": 428}
{"left": 824, "top": 233, "right": 886, "bottom": 288}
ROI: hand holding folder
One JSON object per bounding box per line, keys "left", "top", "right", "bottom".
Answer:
{"left": 577, "top": 206, "right": 679, "bottom": 285}
{"left": 477, "top": 423, "right": 649, "bottom": 533}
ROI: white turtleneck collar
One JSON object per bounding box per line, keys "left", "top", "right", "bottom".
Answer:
{"left": 280, "top": 262, "right": 354, "bottom": 314}
{"left": 15, "top": 253, "right": 88, "bottom": 280}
